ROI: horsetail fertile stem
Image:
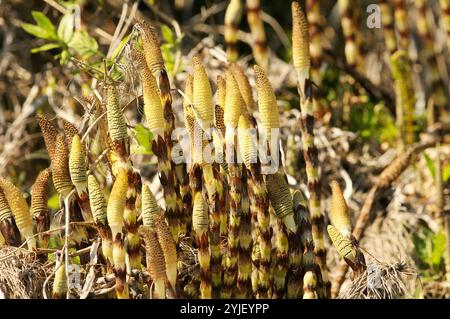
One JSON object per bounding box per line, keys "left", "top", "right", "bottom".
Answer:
{"left": 69, "top": 134, "right": 93, "bottom": 222}
{"left": 293, "top": 190, "right": 318, "bottom": 299}
{"left": 286, "top": 190, "right": 305, "bottom": 299}
{"left": 414, "top": 0, "right": 448, "bottom": 111}
{"left": 229, "top": 63, "right": 255, "bottom": 113}
{"left": 213, "top": 75, "right": 228, "bottom": 240}
{"left": 379, "top": 0, "right": 398, "bottom": 54}
{"left": 52, "top": 262, "right": 67, "bottom": 299}
{"left": 390, "top": 50, "right": 415, "bottom": 149}
{"left": 272, "top": 212, "right": 289, "bottom": 299}
{"left": 193, "top": 192, "right": 211, "bottom": 299}
{"left": 329, "top": 180, "right": 365, "bottom": 272}
{"left": 139, "top": 226, "right": 167, "bottom": 299}
{"left": 393, "top": 0, "right": 410, "bottom": 51}
{"left": 329, "top": 180, "right": 352, "bottom": 237}
{"left": 247, "top": 0, "right": 269, "bottom": 71}
{"left": 337, "top": 0, "right": 362, "bottom": 70}
{"left": 107, "top": 169, "right": 128, "bottom": 299}
{"left": 306, "top": 0, "right": 324, "bottom": 87}
{"left": 225, "top": 0, "right": 243, "bottom": 62}
{"left": 237, "top": 166, "right": 252, "bottom": 298}
{"left": 154, "top": 212, "right": 178, "bottom": 293}
{"left": 0, "top": 178, "right": 36, "bottom": 250}
{"left": 143, "top": 183, "right": 178, "bottom": 292}
{"left": 292, "top": 1, "right": 329, "bottom": 298}
{"left": 105, "top": 83, "right": 141, "bottom": 269}
{"left": 87, "top": 174, "right": 113, "bottom": 271}
{"left": 31, "top": 168, "right": 51, "bottom": 248}
{"left": 0, "top": 189, "right": 21, "bottom": 247}
{"left": 254, "top": 64, "right": 284, "bottom": 297}
{"left": 221, "top": 70, "right": 243, "bottom": 298}
{"left": 36, "top": 114, "right": 58, "bottom": 161}
{"left": 136, "top": 52, "right": 180, "bottom": 244}
{"left": 138, "top": 22, "right": 184, "bottom": 241}
{"left": 440, "top": 0, "right": 450, "bottom": 53}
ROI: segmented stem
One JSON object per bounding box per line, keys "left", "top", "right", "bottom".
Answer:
{"left": 292, "top": 2, "right": 329, "bottom": 298}
{"left": 224, "top": 0, "right": 243, "bottom": 62}
{"left": 247, "top": 0, "right": 268, "bottom": 71}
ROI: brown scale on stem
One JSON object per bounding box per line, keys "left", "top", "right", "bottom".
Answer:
{"left": 0, "top": 189, "right": 21, "bottom": 247}
{"left": 31, "top": 168, "right": 52, "bottom": 248}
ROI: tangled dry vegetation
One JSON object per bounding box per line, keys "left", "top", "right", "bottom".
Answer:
{"left": 0, "top": 0, "right": 449, "bottom": 299}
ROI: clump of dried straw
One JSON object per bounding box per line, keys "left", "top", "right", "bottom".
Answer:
{"left": 0, "top": 246, "right": 49, "bottom": 298}
{"left": 338, "top": 259, "right": 419, "bottom": 299}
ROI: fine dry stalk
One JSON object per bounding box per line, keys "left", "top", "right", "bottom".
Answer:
{"left": 87, "top": 174, "right": 113, "bottom": 271}
{"left": 292, "top": 1, "right": 329, "bottom": 298}
{"left": 31, "top": 168, "right": 51, "bottom": 249}
{"left": 393, "top": 0, "right": 410, "bottom": 51}
{"left": 247, "top": 0, "right": 269, "bottom": 71}
{"left": 224, "top": 0, "right": 243, "bottom": 62}
{"left": 414, "top": 0, "right": 448, "bottom": 111}
{"left": 390, "top": 50, "right": 415, "bottom": 149}
{"left": 0, "top": 189, "right": 21, "bottom": 247}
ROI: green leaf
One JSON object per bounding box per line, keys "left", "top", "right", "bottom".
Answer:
{"left": 161, "top": 24, "right": 174, "bottom": 43}
{"left": 68, "top": 30, "right": 99, "bottom": 59}
{"left": 443, "top": 164, "right": 450, "bottom": 183}
{"left": 31, "top": 11, "right": 57, "bottom": 38}
{"left": 48, "top": 193, "right": 60, "bottom": 210}
{"left": 22, "top": 23, "right": 54, "bottom": 40}
{"left": 57, "top": 12, "right": 75, "bottom": 43}
{"left": 111, "top": 33, "right": 131, "bottom": 62}
{"left": 423, "top": 153, "right": 436, "bottom": 179}
{"left": 132, "top": 124, "right": 153, "bottom": 155}
{"left": 431, "top": 231, "right": 446, "bottom": 266}
{"left": 31, "top": 42, "right": 60, "bottom": 53}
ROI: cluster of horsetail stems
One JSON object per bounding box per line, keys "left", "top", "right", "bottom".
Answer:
{"left": 292, "top": 1, "right": 329, "bottom": 298}
{"left": 3, "top": 1, "right": 449, "bottom": 301}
